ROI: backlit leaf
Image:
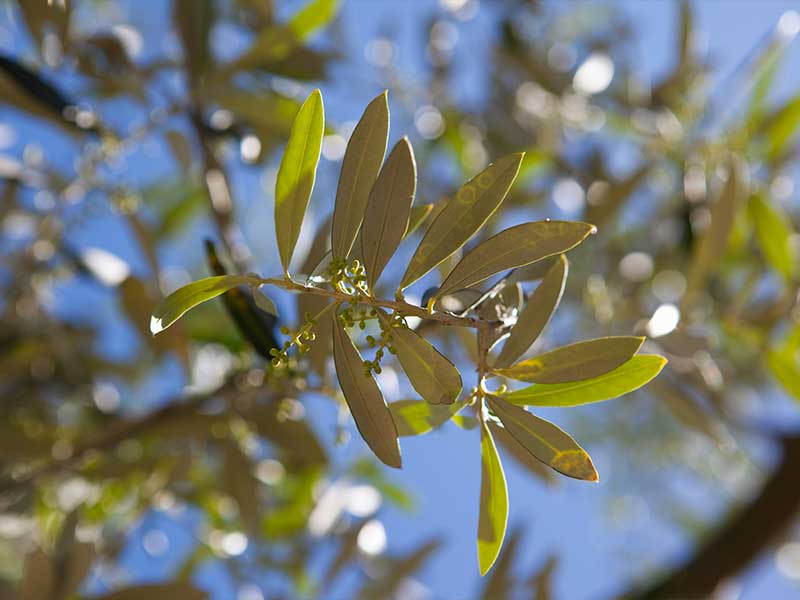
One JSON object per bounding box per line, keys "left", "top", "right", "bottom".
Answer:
{"left": 493, "top": 336, "right": 644, "bottom": 384}
{"left": 150, "top": 275, "right": 261, "bottom": 335}
{"left": 332, "top": 91, "right": 390, "bottom": 258}
{"left": 332, "top": 311, "right": 401, "bottom": 468}
{"left": 401, "top": 153, "right": 524, "bottom": 289}
{"left": 275, "top": 89, "right": 325, "bottom": 273}
{"left": 389, "top": 399, "right": 464, "bottom": 436}
{"left": 487, "top": 396, "right": 598, "bottom": 481}
{"left": 502, "top": 355, "right": 667, "bottom": 407}
{"left": 435, "top": 221, "right": 594, "bottom": 299}
{"left": 478, "top": 422, "right": 508, "bottom": 576}
{"left": 390, "top": 322, "right": 462, "bottom": 405}
{"left": 750, "top": 193, "right": 796, "bottom": 283}
{"left": 288, "top": 0, "right": 340, "bottom": 40}
{"left": 494, "top": 255, "right": 568, "bottom": 369}
{"left": 362, "top": 137, "right": 417, "bottom": 289}
{"left": 488, "top": 421, "right": 555, "bottom": 484}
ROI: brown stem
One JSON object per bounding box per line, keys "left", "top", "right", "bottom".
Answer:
{"left": 622, "top": 433, "right": 800, "bottom": 600}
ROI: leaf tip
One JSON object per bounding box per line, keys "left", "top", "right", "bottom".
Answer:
{"left": 149, "top": 315, "right": 165, "bottom": 336}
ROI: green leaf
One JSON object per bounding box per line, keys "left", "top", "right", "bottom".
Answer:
{"left": 685, "top": 162, "right": 744, "bottom": 298}
{"left": 275, "top": 89, "right": 325, "bottom": 273}
{"left": 502, "top": 355, "right": 667, "bottom": 407}
{"left": 390, "top": 322, "right": 462, "bottom": 405}
{"left": 488, "top": 421, "right": 555, "bottom": 484}
{"left": 486, "top": 396, "right": 598, "bottom": 481}
{"left": 762, "top": 94, "right": 800, "bottom": 161}
{"left": 493, "top": 255, "right": 568, "bottom": 369}
{"left": 331, "top": 311, "right": 401, "bottom": 468}
{"left": 252, "top": 288, "right": 279, "bottom": 316}
{"left": 361, "top": 137, "right": 417, "bottom": 289}
{"left": 493, "top": 336, "right": 644, "bottom": 384}
{"left": 288, "top": 0, "right": 340, "bottom": 41}
{"left": 388, "top": 399, "right": 464, "bottom": 436}
{"left": 435, "top": 221, "right": 594, "bottom": 300}
{"left": 401, "top": 153, "right": 524, "bottom": 289}
{"left": 767, "top": 346, "right": 800, "bottom": 401}
{"left": 750, "top": 193, "right": 796, "bottom": 283}
{"left": 477, "top": 422, "right": 508, "bottom": 576}
{"left": 332, "top": 91, "right": 390, "bottom": 258}
{"left": 150, "top": 275, "right": 261, "bottom": 335}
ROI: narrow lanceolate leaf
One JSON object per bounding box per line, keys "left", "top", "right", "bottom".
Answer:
{"left": 252, "top": 288, "right": 279, "bottom": 316}
{"left": 275, "top": 89, "right": 324, "bottom": 273}
{"left": 435, "top": 221, "right": 594, "bottom": 299}
{"left": 332, "top": 91, "right": 390, "bottom": 258}
{"left": 494, "top": 255, "right": 568, "bottom": 369}
{"left": 331, "top": 312, "right": 401, "bottom": 468}
{"left": 487, "top": 396, "right": 598, "bottom": 482}
{"left": 685, "top": 162, "right": 744, "bottom": 299}
{"left": 493, "top": 336, "right": 644, "bottom": 384}
{"left": 503, "top": 355, "right": 667, "bottom": 407}
{"left": 389, "top": 399, "right": 464, "bottom": 436}
{"left": 401, "top": 153, "right": 524, "bottom": 289}
{"left": 288, "top": 0, "right": 340, "bottom": 41}
{"left": 362, "top": 137, "right": 417, "bottom": 289}
{"left": 750, "top": 193, "right": 796, "bottom": 284}
{"left": 150, "top": 275, "right": 260, "bottom": 335}
{"left": 478, "top": 422, "right": 508, "bottom": 576}
{"left": 390, "top": 323, "right": 462, "bottom": 405}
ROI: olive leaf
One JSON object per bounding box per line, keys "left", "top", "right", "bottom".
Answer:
{"left": 486, "top": 396, "right": 598, "bottom": 482}
{"left": 361, "top": 137, "right": 417, "bottom": 289}
{"left": 150, "top": 274, "right": 262, "bottom": 335}
{"left": 401, "top": 153, "right": 524, "bottom": 290}
{"left": 493, "top": 255, "right": 568, "bottom": 369}
{"left": 434, "top": 221, "right": 594, "bottom": 300}
{"left": 388, "top": 320, "right": 462, "bottom": 405}
{"left": 493, "top": 336, "right": 644, "bottom": 384}
{"left": 331, "top": 91, "right": 390, "bottom": 258}
{"left": 478, "top": 421, "right": 508, "bottom": 576}
{"left": 275, "top": 89, "right": 324, "bottom": 273}
{"left": 389, "top": 399, "right": 464, "bottom": 436}
{"left": 288, "top": 0, "right": 340, "bottom": 40}
{"left": 749, "top": 193, "right": 796, "bottom": 284}
{"left": 252, "top": 288, "right": 279, "bottom": 316}
{"left": 332, "top": 310, "right": 402, "bottom": 468}
{"left": 502, "top": 355, "right": 667, "bottom": 407}
{"left": 488, "top": 421, "right": 555, "bottom": 484}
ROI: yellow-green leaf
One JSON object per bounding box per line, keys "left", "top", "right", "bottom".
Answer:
{"left": 487, "top": 396, "right": 598, "bottom": 482}
{"left": 493, "top": 255, "right": 568, "bottom": 369}
{"left": 150, "top": 275, "right": 261, "bottom": 335}
{"left": 362, "top": 137, "right": 417, "bottom": 289}
{"left": 493, "top": 336, "right": 644, "bottom": 384}
{"left": 435, "top": 221, "right": 593, "bottom": 299}
{"left": 275, "top": 89, "right": 324, "bottom": 273}
{"left": 332, "top": 91, "right": 390, "bottom": 258}
{"left": 502, "top": 355, "right": 667, "bottom": 407}
{"left": 390, "top": 323, "right": 462, "bottom": 405}
{"left": 401, "top": 153, "right": 524, "bottom": 289}
{"left": 750, "top": 193, "right": 796, "bottom": 283}
{"left": 477, "top": 422, "right": 508, "bottom": 576}
{"left": 288, "top": 0, "right": 340, "bottom": 41}
{"left": 389, "top": 399, "right": 464, "bottom": 436}
{"left": 332, "top": 312, "right": 401, "bottom": 468}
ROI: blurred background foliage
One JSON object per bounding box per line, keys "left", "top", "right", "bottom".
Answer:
{"left": 3, "top": 0, "right": 800, "bottom": 598}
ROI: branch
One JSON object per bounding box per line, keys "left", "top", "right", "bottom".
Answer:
{"left": 621, "top": 433, "right": 800, "bottom": 599}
